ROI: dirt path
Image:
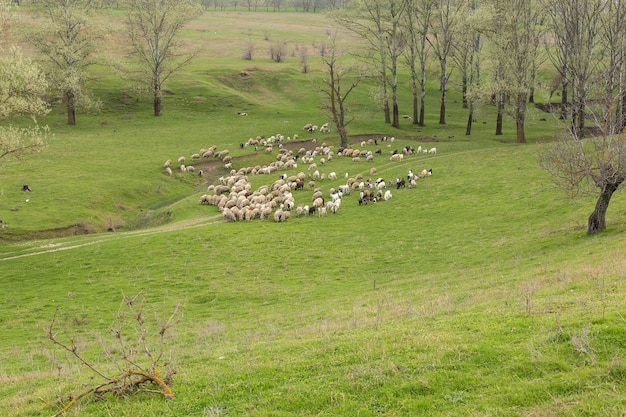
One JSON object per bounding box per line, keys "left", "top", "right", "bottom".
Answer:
{"left": 0, "top": 214, "right": 223, "bottom": 262}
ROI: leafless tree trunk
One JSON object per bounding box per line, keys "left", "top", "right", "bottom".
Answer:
{"left": 387, "top": 0, "right": 406, "bottom": 129}
{"left": 403, "top": 0, "right": 435, "bottom": 126}
{"left": 124, "top": 0, "right": 201, "bottom": 117}
{"left": 428, "top": 0, "right": 464, "bottom": 125}
{"left": 332, "top": 0, "right": 391, "bottom": 124}
{"left": 320, "top": 28, "right": 361, "bottom": 148}
{"left": 465, "top": 32, "right": 481, "bottom": 136}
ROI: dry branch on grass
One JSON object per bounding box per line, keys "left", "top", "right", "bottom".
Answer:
{"left": 44, "top": 294, "right": 181, "bottom": 416}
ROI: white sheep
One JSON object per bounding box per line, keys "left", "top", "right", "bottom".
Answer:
{"left": 428, "top": 147, "right": 437, "bottom": 154}
{"left": 222, "top": 207, "right": 236, "bottom": 222}
{"left": 384, "top": 190, "right": 392, "bottom": 201}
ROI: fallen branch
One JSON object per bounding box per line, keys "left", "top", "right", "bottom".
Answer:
{"left": 45, "top": 295, "right": 180, "bottom": 416}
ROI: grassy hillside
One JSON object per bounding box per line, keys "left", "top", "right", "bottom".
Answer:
{"left": 1, "top": 9, "right": 625, "bottom": 417}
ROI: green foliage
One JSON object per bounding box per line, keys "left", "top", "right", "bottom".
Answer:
{"left": 0, "top": 9, "right": 625, "bottom": 417}
{"left": 0, "top": 47, "right": 50, "bottom": 163}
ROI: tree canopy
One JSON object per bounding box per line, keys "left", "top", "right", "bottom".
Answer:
{"left": 0, "top": 46, "right": 50, "bottom": 164}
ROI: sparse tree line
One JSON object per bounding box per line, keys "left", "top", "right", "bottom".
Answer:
{"left": 4, "top": 0, "right": 625, "bottom": 137}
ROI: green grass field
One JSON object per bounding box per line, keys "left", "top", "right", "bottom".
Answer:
{"left": 1, "top": 9, "right": 625, "bottom": 417}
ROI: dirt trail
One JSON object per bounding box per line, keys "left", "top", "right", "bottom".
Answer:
{"left": 0, "top": 214, "right": 223, "bottom": 262}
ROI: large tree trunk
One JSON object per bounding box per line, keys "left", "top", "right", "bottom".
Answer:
{"left": 587, "top": 182, "right": 621, "bottom": 235}
{"left": 515, "top": 92, "right": 527, "bottom": 143}
{"left": 381, "top": 64, "right": 391, "bottom": 124}
{"left": 495, "top": 93, "right": 504, "bottom": 135}
{"left": 392, "top": 102, "right": 399, "bottom": 129}
{"left": 410, "top": 65, "right": 418, "bottom": 124}
{"left": 439, "top": 59, "right": 447, "bottom": 125}
{"left": 419, "top": 59, "right": 426, "bottom": 126}
{"left": 66, "top": 91, "right": 76, "bottom": 126}
{"left": 338, "top": 126, "right": 348, "bottom": 148}
{"left": 466, "top": 105, "right": 473, "bottom": 136}
{"left": 153, "top": 82, "right": 162, "bottom": 117}
{"left": 560, "top": 80, "right": 568, "bottom": 120}
{"left": 461, "top": 70, "right": 468, "bottom": 109}
{"left": 154, "top": 95, "right": 162, "bottom": 117}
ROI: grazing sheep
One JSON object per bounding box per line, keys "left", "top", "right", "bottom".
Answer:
{"left": 420, "top": 168, "right": 432, "bottom": 178}
{"left": 222, "top": 207, "right": 236, "bottom": 222}
{"left": 164, "top": 159, "right": 172, "bottom": 168}
{"left": 384, "top": 190, "right": 392, "bottom": 201}
{"left": 165, "top": 167, "right": 173, "bottom": 176}
{"left": 428, "top": 147, "right": 437, "bottom": 154}
{"left": 312, "top": 197, "right": 324, "bottom": 209}
{"left": 260, "top": 206, "right": 273, "bottom": 220}
{"left": 390, "top": 153, "right": 404, "bottom": 162}
{"left": 238, "top": 112, "right": 248, "bottom": 116}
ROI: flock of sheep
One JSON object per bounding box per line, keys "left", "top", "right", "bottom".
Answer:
{"left": 162, "top": 125, "right": 437, "bottom": 223}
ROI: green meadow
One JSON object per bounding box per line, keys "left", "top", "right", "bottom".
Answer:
{"left": 1, "top": 9, "right": 625, "bottom": 417}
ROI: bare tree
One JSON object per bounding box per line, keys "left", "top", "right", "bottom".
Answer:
{"left": 428, "top": 0, "right": 465, "bottom": 125}
{"left": 462, "top": 0, "right": 481, "bottom": 135}
{"left": 332, "top": 0, "right": 391, "bottom": 124}
{"left": 402, "top": 0, "right": 436, "bottom": 126}
{"left": 319, "top": 28, "right": 361, "bottom": 148}
{"left": 26, "top": 0, "right": 103, "bottom": 126}
{"left": 386, "top": 0, "right": 407, "bottom": 129}
{"left": 124, "top": 0, "right": 202, "bottom": 117}
{"left": 539, "top": 132, "right": 626, "bottom": 235}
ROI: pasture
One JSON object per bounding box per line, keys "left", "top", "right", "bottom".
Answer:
{"left": 1, "top": 9, "right": 625, "bottom": 417}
